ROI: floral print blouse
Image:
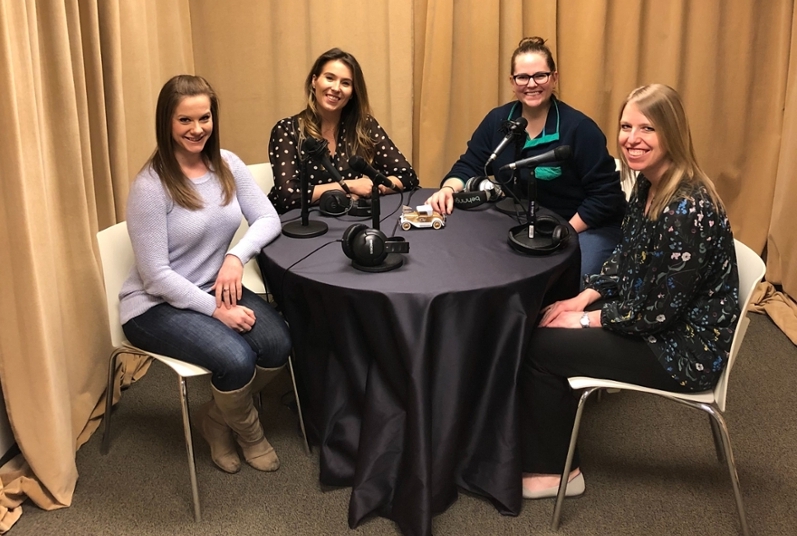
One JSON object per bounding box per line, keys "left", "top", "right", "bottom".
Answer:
{"left": 266, "top": 114, "right": 419, "bottom": 214}
{"left": 585, "top": 174, "right": 740, "bottom": 391}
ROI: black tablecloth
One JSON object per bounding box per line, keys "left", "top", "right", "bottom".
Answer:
{"left": 258, "top": 189, "right": 580, "bottom": 536}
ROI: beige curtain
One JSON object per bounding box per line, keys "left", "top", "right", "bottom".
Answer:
{"left": 188, "top": 0, "right": 414, "bottom": 173}
{"left": 0, "top": 0, "right": 192, "bottom": 531}
{"left": 414, "top": 0, "right": 797, "bottom": 341}
{"left": 1, "top": 0, "right": 796, "bottom": 532}
{"left": 750, "top": 0, "right": 797, "bottom": 344}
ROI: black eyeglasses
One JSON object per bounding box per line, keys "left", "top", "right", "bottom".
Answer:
{"left": 512, "top": 72, "right": 552, "bottom": 86}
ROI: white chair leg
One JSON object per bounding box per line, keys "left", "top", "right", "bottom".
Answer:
{"left": 178, "top": 375, "right": 202, "bottom": 522}
{"left": 102, "top": 349, "right": 125, "bottom": 455}
{"left": 705, "top": 406, "right": 749, "bottom": 536}
{"left": 552, "top": 386, "right": 600, "bottom": 530}
{"left": 288, "top": 354, "right": 311, "bottom": 455}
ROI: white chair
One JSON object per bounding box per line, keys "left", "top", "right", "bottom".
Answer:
{"left": 551, "top": 239, "right": 765, "bottom": 536}
{"left": 615, "top": 157, "right": 636, "bottom": 201}
{"left": 98, "top": 217, "right": 309, "bottom": 522}
{"left": 230, "top": 163, "right": 276, "bottom": 294}
{"left": 247, "top": 162, "right": 274, "bottom": 194}
{"left": 98, "top": 222, "right": 209, "bottom": 521}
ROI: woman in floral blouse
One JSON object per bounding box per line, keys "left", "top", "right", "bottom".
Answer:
{"left": 518, "top": 84, "right": 740, "bottom": 500}
{"left": 267, "top": 48, "right": 418, "bottom": 214}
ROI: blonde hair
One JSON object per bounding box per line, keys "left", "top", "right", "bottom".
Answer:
{"left": 618, "top": 84, "right": 723, "bottom": 220}
{"left": 298, "top": 48, "right": 375, "bottom": 162}
{"left": 148, "top": 75, "right": 234, "bottom": 210}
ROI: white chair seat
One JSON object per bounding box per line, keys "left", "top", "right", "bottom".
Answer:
{"left": 567, "top": 376, "right": 717, "bottom": 404}
{"left": 119, "top": 343, "right": 210, "bottom": 378}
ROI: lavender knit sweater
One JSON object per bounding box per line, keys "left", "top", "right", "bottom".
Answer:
{"left": 119, "top": 150, "right": 281, "bottom": 324}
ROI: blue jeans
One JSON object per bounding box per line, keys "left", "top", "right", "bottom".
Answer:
{"left": 578, "top": 225, "right": 623, "bottom": 285}
{"left": 123, "top": 287, "right": 291, "bottom": 391}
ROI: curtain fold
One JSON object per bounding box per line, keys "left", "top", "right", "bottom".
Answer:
{"left": 1, "top": 0, "right": 796, "bottom": 532}
{"left": 755, "top": 0, "right": 797, "bottom": 343}
{"left": 0, "top": 0, "right": 193, "bottom": 531}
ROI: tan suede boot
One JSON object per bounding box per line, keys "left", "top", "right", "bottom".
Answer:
{"left": 197, "top": 399, "right": 241, "bottom": 473}
{"left": 251, "top": 364, "right": 286, "bottom": 393}
{"left": 212, "top": 374, "right": 280, "bottom": 472}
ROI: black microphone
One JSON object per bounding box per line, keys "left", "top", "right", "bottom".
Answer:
{"left": 348, "top": 155, "right": 399, "bottom": 191}
{"left": 304, "top": 137, "right": 350, "bottom": 194}
{"left": 499, "top": 145, "right": 572, "bottom": 171}
{"left": 487, "top": 117, "right": 528, "bottom": 164}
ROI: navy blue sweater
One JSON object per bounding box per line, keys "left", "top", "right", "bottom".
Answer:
{"left": 446, "top": 99, "right": 625, "bottom": 229}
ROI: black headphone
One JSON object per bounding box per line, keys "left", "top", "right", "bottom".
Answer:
{"left": 318, "top": 190, "right": 371, "bottom": 217}
{"left": 452, "top": 176, "right": 503, "bottom": 209}
{"left": 342, "top": 223, "right": 409, "bottom": 268}
{"left": 507, "top": 214, "right": 570, "bottom": 255}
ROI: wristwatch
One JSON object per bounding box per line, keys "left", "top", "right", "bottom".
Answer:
{"left": 580, "top": 312, "right": 590, "bottom": 328}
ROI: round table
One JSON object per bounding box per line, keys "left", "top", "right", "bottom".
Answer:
{"left": 259, "top": 189, "right": 580, "bottom": 536}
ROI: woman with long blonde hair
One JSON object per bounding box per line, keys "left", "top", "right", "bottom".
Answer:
{"left": 517, "top": 84, "right": 739, "bottom": 499}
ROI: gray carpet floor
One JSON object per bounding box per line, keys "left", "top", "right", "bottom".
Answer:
{"left": 10, "top": 313, "right": 797, "bottom": 535}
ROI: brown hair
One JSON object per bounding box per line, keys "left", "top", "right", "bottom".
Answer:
{"left": 148, "top": 75, "right": 234, "bottom": 210}
{"left": 298, "top": 48, "right": 375, "bottom": 162}
{"left": 511, "top": 36, "right": 557, "bottom": 74}
{"left": 617, "top": 84, "right": 723, "bottom": 220}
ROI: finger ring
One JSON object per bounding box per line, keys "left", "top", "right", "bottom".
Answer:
{"left": 222, "top": 288, "right": 229, "bottom": 292}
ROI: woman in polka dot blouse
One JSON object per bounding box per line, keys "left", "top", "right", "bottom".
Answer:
{"left": 267, "top": 48, "right": 419, "bottom": 214}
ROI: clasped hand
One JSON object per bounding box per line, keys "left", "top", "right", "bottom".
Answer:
{"left": 210, "top": 254, "right": 256, "bottom": 333}
{"left": 344, "top": 177, "right": 373, "bottom": 198}
{"left": 539, "top": 290, "right": 598, "bottom": 328}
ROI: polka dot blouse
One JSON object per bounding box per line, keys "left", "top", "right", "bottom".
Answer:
{"left": 266, "top": 114, "right": 419, "bottom": 214}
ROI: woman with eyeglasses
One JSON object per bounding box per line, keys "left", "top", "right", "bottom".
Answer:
{"left": 426, "top": 37, "right": 626, "bottom": 280}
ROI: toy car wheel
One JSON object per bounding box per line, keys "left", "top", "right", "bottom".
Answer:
{"left": 401, "top": 221, "right": 412, "bottom": 231}
{"left": 432, "top": 220, "right": 442, "bottom": 230}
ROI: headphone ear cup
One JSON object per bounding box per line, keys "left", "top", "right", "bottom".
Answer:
{"left": 551, "top": 224, "right": 568, "bottom": 247}
{"left": 351, "top": 228, "right": 388, "bottom": 267}
{"left": 319, "top": 190, "right": 351, "bottom": 216}
{"left": 341, "top": 223, "right": 367, "bottom": 260}
{"left": 464, "top": 176, "right": 502, "bottom": 200}
{"left": 534, "top": 214, "right": 561, "bottom": 236}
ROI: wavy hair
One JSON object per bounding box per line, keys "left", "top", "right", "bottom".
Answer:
{"left": 617, "top": 84, "right": 722, "bottom": 221}
{"left": 297, "top": 48, "right": 375, "bottom": 162}
{"left": 147, "top": 75, "right": 234, "bottom": 210}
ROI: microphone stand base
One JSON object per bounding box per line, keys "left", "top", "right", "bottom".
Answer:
{"left": 351, "top": 253, "right": 404, "bottom": 273}
{"left": 495, "top": 197, "right": 528, "bottom": 217}
{"left": 282, "top": 220, "right": 328, "bottom": 238}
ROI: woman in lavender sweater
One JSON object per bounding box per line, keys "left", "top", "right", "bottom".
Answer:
{"left": 120, "top": 75, "right": 290, "bottom": 474}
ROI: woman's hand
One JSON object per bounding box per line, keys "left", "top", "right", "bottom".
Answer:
{"left": 539, "top": 289, "right": 600, "bottom": 327}
{"left": 377, "top": 176, "right": 403, "bottom": 195}
{"left": 540, "top": 310, "right": 584, "bottom": 328}
{"left": 212, "top": 304, "right": 256, "bottom": 333}
{"left": 345, "top": 177, "right": 374, "bottom": 198}
{"left": 426, "top": 187, "right": 455, "bottom": 215}
{"left": 212, "top": 254, "right": 244, "bottom": 308}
